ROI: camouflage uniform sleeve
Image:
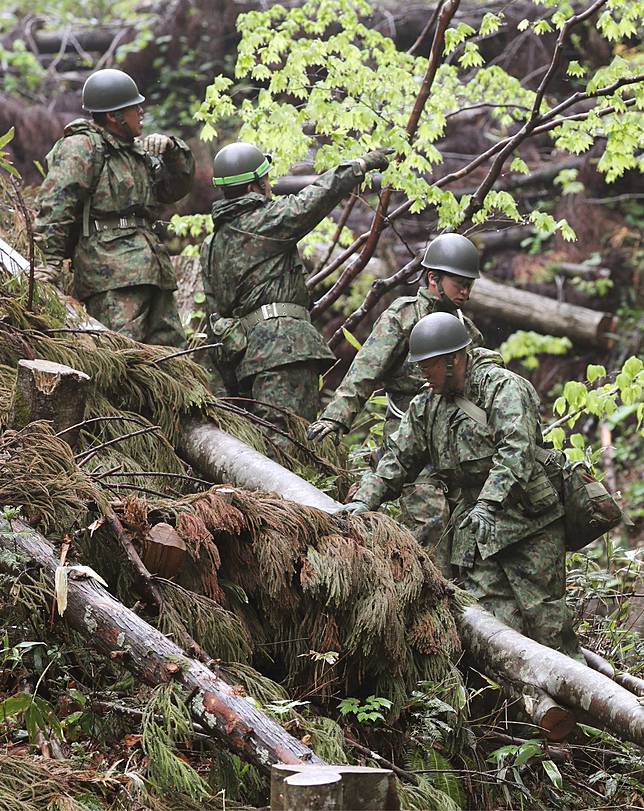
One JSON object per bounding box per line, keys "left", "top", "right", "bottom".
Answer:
{"left": 262, "top": 162, "right": 365, "bottom": 242}
{"left": 34, "top": 134, "right": 96, "bottom": 267}
{"left": 154, "top": 136, "right": 195, "bottom": 203}
{"left": 477, "top": 370, "right": 539, "bottom": 505}
{"left": 320, "top": 307, "right": 407, "bottom": 430}
{"left": 464, "top": 314, "right": 484, "bottom": 348}
{"left": 352, "top": 392, "right": 430, "bottom": 510}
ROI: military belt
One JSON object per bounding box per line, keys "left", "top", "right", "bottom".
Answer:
{"left": 241, "top": 302, "right": 310, "bottom": 330}
{"left": 93, "top": 215, "right": 151, "bottom": 232}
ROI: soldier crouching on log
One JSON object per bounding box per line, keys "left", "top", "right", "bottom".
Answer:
{"left": 307, "top": 233, "right": 484, "bottom": 575}
{"left": 342, "top": 312, "right": 582, "bottom": 658}
{"left": 34, "top": 68, "right": 194, "bottom": 346}
{"left": 200, "top": 141, "right": 391, "bottom": 448}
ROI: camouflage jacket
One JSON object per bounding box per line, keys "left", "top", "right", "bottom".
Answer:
{"left": 321, "top": 287, "right": 483, "bottom": 429}
{"left": 34, "top": 119, "right": 194, "bottom": 300}
{"left": 201, "top": 161, "right": 366, "bottom": 381}
{"left": 353, "top": 349, "right": 564, "bottom": 566}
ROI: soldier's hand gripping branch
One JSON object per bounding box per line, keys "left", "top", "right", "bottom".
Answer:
{"left": 307, "top": 418, "right": 346, "bottom": 446}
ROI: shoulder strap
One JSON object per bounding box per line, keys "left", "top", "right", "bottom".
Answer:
{"left": 453, "top": 395, "right": 487, "bottom": 426}
{"left": 81, "top": 130, "right": 107, "bottom": 238}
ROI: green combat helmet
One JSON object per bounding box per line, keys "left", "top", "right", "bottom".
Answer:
{"left": 82, "top": 69, "right": 145, "bottom": 113}
{"left": 408, "top": 312, "right": 472, "bottom": 363}
{"left": 421, "top": 233, "right": 480, "bottom": 279}
{"left": 213, "top": 142, "right": 272, "bottom": 187}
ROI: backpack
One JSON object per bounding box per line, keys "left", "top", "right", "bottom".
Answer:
{"left": 454, "top": 396, "right": 622, "bottom": 551}
{"left": 48, "top": 123, "right": 107, "bottom": 260}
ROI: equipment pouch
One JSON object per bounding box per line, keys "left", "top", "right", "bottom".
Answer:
{"left": 209, "top": 315, "right": 247, "bottom": 368}
{"left": 561, "top": 462, "right": 622, "bottom": 551}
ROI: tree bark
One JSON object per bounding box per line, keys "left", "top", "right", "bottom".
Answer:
{"left": 0, "top": 518, "right": 324, "bottom": 771}
{"left": 272, "top": 764, "right": 399, "bottom": 811}
{"left": 177, "top": 417, "right": 341, "bottom": 513}
{"left": 11, "top": 359, "right": 90, "bottom": 449}
{"left": 283, "top": 770, "right": 344, "bottom": 811}
{"left": 465, "top": 277, "right": 616, "bottom": 347}
{"left": 457, "top": 604, "right": 644, "bottom": 748}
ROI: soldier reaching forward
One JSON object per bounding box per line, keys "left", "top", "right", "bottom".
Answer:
{"left": 201, "top": 142, "right": 391, "bottom": 444}
{"left": 308, "top": 233, "right": 483, "bottom": 572}
{"left": 343, "top": 312, "right": 580, "bottom": 656}
{"left": 34, "top": 68, "right": 194, "bottom": 346}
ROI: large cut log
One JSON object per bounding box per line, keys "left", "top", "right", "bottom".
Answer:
{"left": 178, "top": 417, "right": 341, "bottom": 513}
{"left": 465, "top": 277, "right": 616, "bottom": 347}
{"left": 0, "top": 517, "right": 324, "bottom": 771}
{"left": 272, "top": 764, "right": 399, "bottom": 811}
{"left": 458, "top": 604, "right": 644, "bottom": 747}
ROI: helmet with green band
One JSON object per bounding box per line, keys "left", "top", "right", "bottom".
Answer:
{"left": 213, "top": 142, "right": 272, "bottom": 187}
{"left": 408, "top": 312, "right": 472, "bottom": 363}
{"left": 421, "top": 233, "right": 480, "bottom": 279}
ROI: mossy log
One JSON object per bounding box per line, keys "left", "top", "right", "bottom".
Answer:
{"left": 0, "top": 517, "right": 324, "bottom": 772}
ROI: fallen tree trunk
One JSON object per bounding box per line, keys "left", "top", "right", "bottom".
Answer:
{"left": 465, "top": 276, "right": 616, "bottom": 347}
{"left": 178, "top": 417, "right": 341, "bottom": 513}
{"left": 458, "top": 604, "right": 644, "bottom": 747}
{"left": 0, "top": 517, "right": 325, "bottom": 771}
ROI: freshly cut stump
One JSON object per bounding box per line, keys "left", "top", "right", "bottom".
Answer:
{"left": 11, "top": 359, "right": 90, "bottom": 448}
{"left": 284, "top": 770, "right": 343, "bottom": 810}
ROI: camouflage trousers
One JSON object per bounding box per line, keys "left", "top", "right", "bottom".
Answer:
{"left": 245, "top": 361, "right": 319, "bottom": 452}
{"left": 384, "top": 418, "right": 451, "bottom": 577}
{"left": 459, "top": 519, "right": 581, "bottom": 657}
{"left": 84, "top": 284, "right": 186, "bottom": 347}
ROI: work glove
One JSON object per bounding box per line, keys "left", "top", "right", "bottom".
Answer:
{"left": 459, "top": 500, "right": 498, "bottom": 547}
{"left": 336, "top": 500, "right": 370, "bottom": 516}
{"left": 141, "top": 133, "right": 174, "bottom": 157}
{"left": 361, "top": 147, "right": 394, "bottom": 172}
{"left": 33, "top": 264, "right": 62, "bottom": 286}
{"left": 307, "top": 418, "right": 346, "bottom": 446}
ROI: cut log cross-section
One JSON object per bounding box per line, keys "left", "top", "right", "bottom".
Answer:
{"left": 11, "top": 359, "right": 90, "bottom": 449}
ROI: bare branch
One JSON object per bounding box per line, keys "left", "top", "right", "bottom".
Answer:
{"left": 311, "top": 0, "right": 461, "bottom": 319}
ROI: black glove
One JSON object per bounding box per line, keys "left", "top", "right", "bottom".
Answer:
{"left": 307, "top": 418, "right": 346, "bottom": 446}
{"left": 336, "top": 501, "right": 370, "bottom": 516}
{"left": 459, "top": 500, "right": 497, "bottom": 547}
{"left": 361, "top": 148, "right": 394, "bottom": 172}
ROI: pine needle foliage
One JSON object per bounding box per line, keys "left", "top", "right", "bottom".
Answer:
{"left": 141, "top": 683, "right": 212, "bottom": 804}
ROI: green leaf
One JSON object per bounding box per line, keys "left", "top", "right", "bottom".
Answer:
{"left": 0, "top": 693, "right": 32, "bottom": 717}
{"left": 566, "top": 60, "right": 585, "bottom": 78}
{"left": 510, "top": 157, "right": 530, "bottom": 174}
{"left": 0, "top": 127, "right": 15, "bottom": 149}
{"left": 193, "top": 291, "right": 206, "bottom": 305}
{"left": 586, "top": 364, "right": 606, "bottom": 383}
{"left": 342, "top": 327, "right": 362, "bottom": 351}
{"left": 623, "top": 356, "right": 643, "bottom": 378}
{"left": 542, "top": 759, "right": 563, "bottom": 789}
{"left": 570, "top": 433, "right": 585, "bottom": 449}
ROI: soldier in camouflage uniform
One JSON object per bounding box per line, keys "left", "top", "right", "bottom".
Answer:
{"left": 201, "top": 141, "right": 391, "bottom": 445}
{"left": 343, "top": 312, "right": 580, "bottom": 656}
{"left": 34, "top": 68, "right": 194, "bottom": 346}
{"left": 307, "top": 233, "right": 483, "bottom": 573}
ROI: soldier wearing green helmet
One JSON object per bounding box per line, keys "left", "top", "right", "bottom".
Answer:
{"left": 306, "top": 233, "right": 483, "bottom": 572}
{"left": 201, "top": 140, "right": 392, "bottom": 446}
{"left": 34, "top": 68, "right": 194, "bottom": 346}
{"left": 342, "top": 312, "right": 581, "bottom": 658}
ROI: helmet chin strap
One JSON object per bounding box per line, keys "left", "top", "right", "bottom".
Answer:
{"left": 444, "top": 352, "right": 456, "bottom": 396}
{"left": 114, "top": 110, "right": 135, "bottom": 141}
{"left": 433, "top": 273, "right": 456, "bottom": 312}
